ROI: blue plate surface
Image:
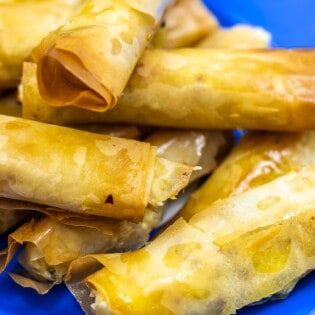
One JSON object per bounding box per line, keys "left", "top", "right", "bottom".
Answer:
{"left": 1, "top": 1, "right": 315, "bottom": 314}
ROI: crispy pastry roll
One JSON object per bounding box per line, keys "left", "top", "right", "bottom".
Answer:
{"left": 85, "top": 167, "right": 315, "bottom": 315}
{"left": 197, "top": 24, "right": 271, "bottom": 49}
{"left": 0, "top": 105, "right": 141, "bottom": 234}
{"left": 0, "top": 114, "right": 193, "bottom": 222}
{"left": 152, "top": 0, "right": 218, "bottom": 48}
{"left": 31, "top": 0, "right": 173, "bottom": 111}
{"left": 22, "top": 48, "right": 315, "bottom": 130}
{"left": 0, "top": 0, "right": 82, "bottom": 89}
{"left": 181, "top": 131, "right": 315, "bottom": 219}
{"left": 144, "top": 128, "right": 231, "bottom": 183}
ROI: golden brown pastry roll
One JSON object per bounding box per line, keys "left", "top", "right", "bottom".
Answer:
{"left": 181, "top": 131, "right": 315, "bottom": 219}
{"left": 85, "top": 167, "right": 315, "bottom": 315}
{"left": 22, "top": 48, "right": 315, "bottom": 131}
{"left": 144, "top": 128, "right": 231, "bottom": 183}
{"left": 0, "top": 0, "right": 82, "bottom": 89}
{"left": 152, "top": 0, "right": 218, "bottom": 48}
{"left": 31, "top": 0, "right": 173, "bottom": 111}
{"left": 0, "top": 114, "right": 193, "bottom": 222}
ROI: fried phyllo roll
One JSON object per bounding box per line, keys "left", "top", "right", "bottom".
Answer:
{"left": 0, "top": 0, "right": 82, "bottom": 89}
{"left": 0, "top": 109, "right": 141, "bottom": 234}
{"left": 181, "top": 131, "right": 315, "bottom": 219}
{"left": 196, "top": 24, "right": 271, "bottom": 49}
{"left": 31, "top": 0, "right": 173, "bottom": 111}
{"left": 152, "top": 0, "right": 218, "bottom": 48}
{"left": 0, "top": 114, "right": 192, "bottom": 222}
{"left": 85, "top": 167, "right": 315, "bottom": 315}
{"left": 144, "top": 128, "right": 231, "bottom": 183}
{"left": 23, "top": 48, "right": 315, "bottom": 130}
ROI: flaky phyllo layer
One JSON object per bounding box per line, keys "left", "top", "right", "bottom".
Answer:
{"left": 86, "top": 167, "right": 315, "bottom": 315}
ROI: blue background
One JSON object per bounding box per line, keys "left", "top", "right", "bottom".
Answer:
{"left": 1, "top": 0, "right": 315, "bottom": 314}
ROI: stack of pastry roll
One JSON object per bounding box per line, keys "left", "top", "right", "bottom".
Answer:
{"left": 0, "top": 116, "right": 230, "bottom": 291}
{"left": 0, "top": 112, "right": 231, "bottom": 288}
{"left": 64, "top": 131, "right": 315, "bottom": 315}
{"left": 0, "top": 0, "right": 233, "bottom": 291}
{"left": 1, "top": 0, "right": 315, "bottom": 313}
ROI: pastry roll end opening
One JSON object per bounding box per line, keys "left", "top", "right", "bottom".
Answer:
{"left": 35, "top": 45, "right": 114, "bottom": 112}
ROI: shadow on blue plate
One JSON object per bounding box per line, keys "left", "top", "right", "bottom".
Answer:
{"left": 1, "top": 1, "right": 315, "bottom": 314}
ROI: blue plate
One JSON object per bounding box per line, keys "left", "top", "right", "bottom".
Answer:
{"left": 1, "top": 1, "right": 315, "bottom": 314}
{"left": 204, "top": 0, "right": 315, "bottom": 48}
